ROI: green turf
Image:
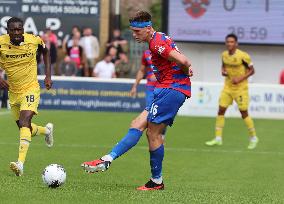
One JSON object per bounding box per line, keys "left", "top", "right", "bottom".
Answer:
{"left": 0, "top": 109, "right": 284, "bottom": 203}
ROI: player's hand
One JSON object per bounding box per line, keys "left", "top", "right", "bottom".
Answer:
{"left": 44, "top": 76, "right": 53, "bottom": 90}
{"left": 232, "top": 77, "right": 243, "bottom": 85}
{"left": 130, "top": 86, "right": 137, "bottom": 98}
{"left": 0, "top": 78, "right": 9, "bottom": 89}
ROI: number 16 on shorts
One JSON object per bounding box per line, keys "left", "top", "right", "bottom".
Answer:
{"left": 150, "top": 103, "right": 158, "bottom": 116}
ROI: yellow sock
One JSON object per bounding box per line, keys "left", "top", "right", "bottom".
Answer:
{"left": 18, "top": 127, "right": 32, "bottom": 164}
{"left": 215, "top": 115, "right": 225, "bottom": 137}
{"left": 244, "top": 116, "right": 256, "bottom": 137}
{"left": 31, "top": 123, "right": 46, "bottom": 137}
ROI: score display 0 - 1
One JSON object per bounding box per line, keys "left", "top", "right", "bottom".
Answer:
{"left": 168, "top": 0, "right": 284, "bottom": 45}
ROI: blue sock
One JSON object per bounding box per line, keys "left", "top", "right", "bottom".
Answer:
{"left": 150, "top": 144, "right": 164, "bottom": 179}
{"left": 109, "top": 128, "right": 143, "bottom": 160}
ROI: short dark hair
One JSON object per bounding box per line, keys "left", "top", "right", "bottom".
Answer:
{"left": 129, "top": 10, "right": 152, "bottom": 23}
{"left": 226, "top": 33, "right": 238, "bottom": 42}
{"left": 7, "top": 17, "right": 24, "bottom": 28}
{"left": 83, "top": 26, "right": 91, "bottom": 30}
{"left": 72, "top": 25, "right": 80, "bottom": 31}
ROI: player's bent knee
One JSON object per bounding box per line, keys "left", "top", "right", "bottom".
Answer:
{"left": 130, "top": 118, "right": 147, "bottom": 131}
{"left": 218, "top": 107, "right": 227, "bottom": 115}
{"left": 18, "top": 119, "right": 31, "bottom": 128}
{"left": 18, "top": 111, "right": 34, "bottom": 128}
{"left": 240, "top": 110, "right": 249, "bottom": 119}
{"left": 130, "top": 119, "right": 138, "bottom": 128}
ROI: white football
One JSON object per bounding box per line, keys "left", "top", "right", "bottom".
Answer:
{"left": 42, "top": 164, "right": 66, "bottom": 188}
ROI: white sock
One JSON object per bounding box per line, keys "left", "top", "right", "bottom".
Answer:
{"left": 101, "top": 154, "right": 113, "bottom": 162}
{"left": 215, "top": 136, "right": 222, "bottom": 141}
{"left": 151, "top": 177, "right": 163, "bottom": 184}
{"left": 250, "top": 136, "right": 257, "bottom": 142}
{"left": 17, "top": 161, "right": 24, "bottom": 168}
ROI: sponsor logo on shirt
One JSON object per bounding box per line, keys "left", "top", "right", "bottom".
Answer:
{"left": 156, "top": 45, "right": 165, "bottom": 55}
{"left": 5, "top": 52, "right": 34, "bottom": 59}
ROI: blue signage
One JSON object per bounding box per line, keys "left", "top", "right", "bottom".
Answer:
{"left": 38, "top": 79, "right": 146, "bottom": 112}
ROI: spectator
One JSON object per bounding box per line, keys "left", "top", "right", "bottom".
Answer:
{"left": 68, "top": 31, "right": 81, "bottom": 49}
{"left": 280, "top": 69, "right": 284, "bottom": 84}
{"left": 37, "top": 33, "right": 57, "bottom": 75}
{"left": 45, "top": 27, "right": 58, "bottom": 47}
{"left": 115, "top": 52, "right": 130, "bottom": 78}
{"left": 54, "top": 44, "right": 66, "bottom": 75}
{"left": 93, "top": 54, "right": 116, "bottom": 78}
{"left": 107, "top": 29, "right": 128, "bottom": 54}
{"left": 80, "top": 27, "right": 100, "bottom": 75}
{"left": 60, "top": 56, "right": 77, "bottom": 76}
{"left": 106, "top": 46, "right": 119, "bottom": 64}
{"left": 67, "top": 36, "right": 87, "bottom": 77}
{"left": 63, "top": 26, "right": 81, "bottom": 51}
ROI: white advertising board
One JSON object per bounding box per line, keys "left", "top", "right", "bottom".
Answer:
{"left": 178, "top": 82, "right": 284, "bottom": 119}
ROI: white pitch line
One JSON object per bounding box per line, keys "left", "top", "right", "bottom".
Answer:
{"left": 0, "top": 142, "right": 283, "bottom": 156}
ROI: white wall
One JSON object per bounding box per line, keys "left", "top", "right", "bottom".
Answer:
{"left": 177, "top": 42, "right": 284, "bottom": 84}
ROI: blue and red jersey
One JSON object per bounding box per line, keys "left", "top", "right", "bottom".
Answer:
{"left": 141, "top": 49, "right": 157, "bottom": 90}
{"left": 149, "top": 32, "right": 191, "bottom": 97}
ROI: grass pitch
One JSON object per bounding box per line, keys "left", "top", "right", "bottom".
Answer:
{"left": 0, "top": 110, "right": 283, "bottom": 203}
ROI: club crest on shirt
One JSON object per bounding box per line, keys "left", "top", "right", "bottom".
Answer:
{"left": 182, "top": 0, "right": 210, "bottom": 19}
{"left": 155, "top": 45, "right": 165, "bottom": 55}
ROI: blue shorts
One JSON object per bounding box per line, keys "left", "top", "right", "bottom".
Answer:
{"left": 146, "top": 88, "right": 154, "bottom": 107}
{"left": 145, "top": 88, "right": 186, "bottom": 126}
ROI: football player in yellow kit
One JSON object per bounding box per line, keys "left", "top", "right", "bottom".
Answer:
{"left": 0, "top": 17, "right": 54, "bottom": 176}
{"left": 206, "top": 34, "right": 258, "bottom": 149}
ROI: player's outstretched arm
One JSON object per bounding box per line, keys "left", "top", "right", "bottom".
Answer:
{"left": 168, "top": 50, "right": 193, "bottom": 77}
{"left": 130, "top": 64, "right": 146, "bottom": 97}
{"left": 42, "top": 47, "right": 53, "bottom": 90}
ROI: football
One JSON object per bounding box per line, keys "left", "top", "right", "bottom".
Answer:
{"left": 42, "top": 164, "right": 66, "bottom": 188}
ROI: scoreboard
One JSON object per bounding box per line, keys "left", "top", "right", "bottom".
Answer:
{"left": 168, "top": 0, "right": 284, "bottom": 45}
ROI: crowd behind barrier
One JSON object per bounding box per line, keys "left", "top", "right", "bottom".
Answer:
{"left": 36, "top": 26, "right": 132, "bottom": 78}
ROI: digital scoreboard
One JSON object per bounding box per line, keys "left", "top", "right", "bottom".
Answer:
{"left": 168, "top": 0, "right": 284, "bottom": 45}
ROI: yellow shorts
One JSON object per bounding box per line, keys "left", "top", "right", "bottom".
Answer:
{"left": 219, "top": 89, "right": 249, "bottom": 111}
{"left": 9, "top": 88, "right": 40, "bottom": 121}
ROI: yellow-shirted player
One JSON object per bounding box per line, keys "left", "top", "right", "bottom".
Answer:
{"left": 206, "top": 34, "right": 258, "bottom": 149}
{"left": 0, "top": 17, "right": 54, "bottom": 176}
